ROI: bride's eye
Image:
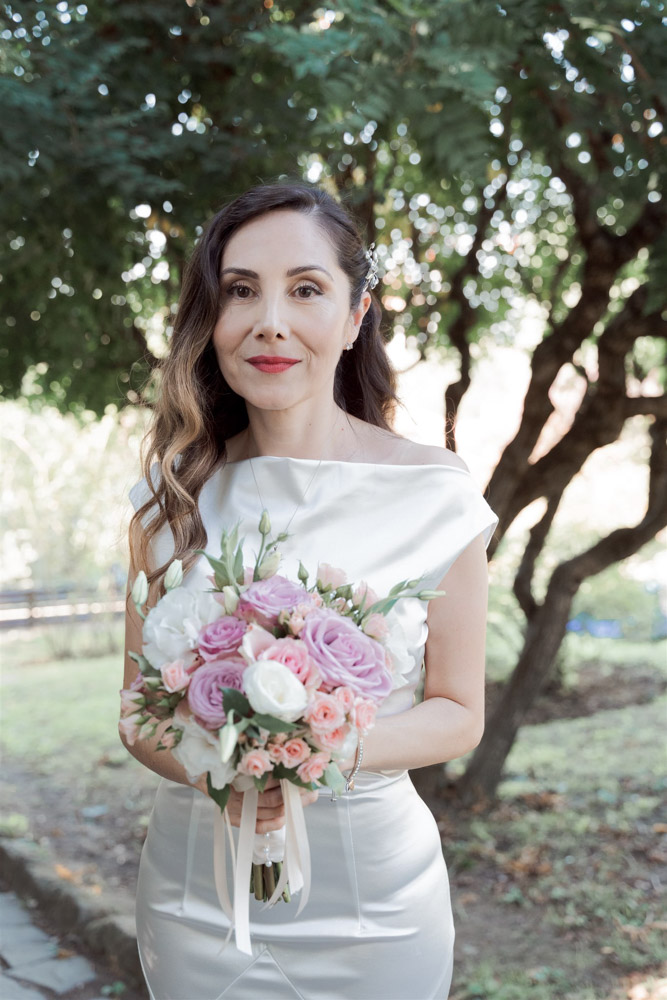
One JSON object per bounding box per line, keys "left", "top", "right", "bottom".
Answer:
{"left": 294, "top": 283, "right": 321, "bottom": 298}
{"left": 226, "top": 282, "right": 253, "bottom": 298}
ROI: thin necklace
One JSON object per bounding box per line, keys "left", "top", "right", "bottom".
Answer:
{"left": 246, "top": 424, "right": 334, "bottom": 535}
{"left": 248, "top": 452, "right": 324, "bottom": 536}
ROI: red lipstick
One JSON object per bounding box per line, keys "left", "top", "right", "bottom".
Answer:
{"left": 247, "top": 355, "right": 301, "bottom": 373}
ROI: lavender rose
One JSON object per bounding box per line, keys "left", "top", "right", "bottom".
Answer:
{"left": 300, "top": 609, "right": 393, "bottom": 703}
{"left": 187, "top": 658, "right": 246, "bottom": 730}
{"left": 198, "top": 616, "right": 247, "bottom": 661}
{"left": 236, "top": 575, "right": 307, "bottom": 629}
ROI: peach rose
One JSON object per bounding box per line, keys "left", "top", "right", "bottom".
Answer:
{"left": 305, "top": 691, "right": 346, "bottom": 734}
{"left": 160, "top": 659, "right": 190, "bottom": 693}
{"left": 333, "top": 686, "right": 355, "bottom": 714}
{"left": 260, "top": 638, "right": 321, "bottom": 688}
{"left": 281, "top": 738, "right": 311, "bottom": 767}
{"left": 119, "top": 688, "right": 145, "bottom": 717}
{"left": 267, "top": 742, "right": 286, "bottom": 764}
{"left": 316, "top": 563, "right": 347, "bottom": 590}
{"left": 118, "top": 712, "right": 143, "bottom": 746}
{"left": 297, "top": 751, "right": 331, "bottom": 784}
{"left": 238, "top": 748, "right": 273, "bottom": 777}
{"left": 352, "top": 581, "right": 378, "bottom": 610}
{"left": 352, "top": 698, "right": 377, "bottom": 735}
{"left": 362, "top": 613, "right": 389, "bottom": 640}
{"left": 311, "top": 724, "right": 350, "bottom": 753}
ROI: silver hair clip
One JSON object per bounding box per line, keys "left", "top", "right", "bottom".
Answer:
{"left": 364, "top": 242, "right": 379, "bottom": 290}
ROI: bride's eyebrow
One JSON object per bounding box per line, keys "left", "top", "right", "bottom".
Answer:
{"left": 220, "top": 265, "right": 333, "bottom": 280}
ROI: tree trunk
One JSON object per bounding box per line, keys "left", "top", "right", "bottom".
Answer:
{"left": 458, "top": 416, "right": 667, "bottom": 806}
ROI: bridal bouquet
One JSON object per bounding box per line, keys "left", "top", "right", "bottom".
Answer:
{"left": 120, "top": 512, "right": 442, "bottom": 950}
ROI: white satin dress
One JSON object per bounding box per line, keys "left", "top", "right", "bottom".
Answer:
{"left": 128, "top": 457, "right": 497, "bottom": 1000}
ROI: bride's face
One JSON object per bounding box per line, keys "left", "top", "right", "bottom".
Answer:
{"left": 212, "top": 210, "right": 370, "bottom": 415}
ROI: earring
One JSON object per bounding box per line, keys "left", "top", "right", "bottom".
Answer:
{"left": 344, "top": 342, "right": 353, "bottom": 351}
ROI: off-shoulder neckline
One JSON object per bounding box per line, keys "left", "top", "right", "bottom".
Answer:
{"left": 220, "top": 454, "right": 471, "bottom": 473}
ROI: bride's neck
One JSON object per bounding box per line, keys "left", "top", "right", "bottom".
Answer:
{"left": 243, "top": 401, "right": 355, "bottom": 460}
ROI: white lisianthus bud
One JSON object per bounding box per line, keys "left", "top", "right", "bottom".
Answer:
{"left": 219, "top": 717, "right": 239, "bottom": 763}
{"left": 164, "top": 559, "right": 184, "bottom": 591}
{"left": 222, "top": 586, "right": 240, "bottom": 614}
{"left": 257, "top": 549, "right": 281, "bottom": 579}
{"left": 259, "top": 510, "right": 271, "bottom": 536}
{"left": 417, "top": 589, "right": 446, "bottom": 601}
{"left": 131, "top": 571, "right": 149, "bottom": 608}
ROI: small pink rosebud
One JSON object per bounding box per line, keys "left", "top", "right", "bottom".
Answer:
{"left": 362, "top": 613, "right": 389, "bottom": 640}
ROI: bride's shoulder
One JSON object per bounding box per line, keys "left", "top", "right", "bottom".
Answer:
{"left": 366, "top": 427, "right": 469, "bottom": 471}
{"left": 392, "top": 438, "right": 469, "bottom": 471}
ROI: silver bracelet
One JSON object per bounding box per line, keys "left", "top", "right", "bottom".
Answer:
{"left": 345, "top": 737, "right": 364, "bottom": 792}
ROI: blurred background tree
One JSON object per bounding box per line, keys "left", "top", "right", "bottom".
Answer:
{"left": 1, "top": 0, "right": 665, "bottom": 802}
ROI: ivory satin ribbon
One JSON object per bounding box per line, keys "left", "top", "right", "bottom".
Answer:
{"left": 212, "top": 780, "right": 311, "bottom": 955}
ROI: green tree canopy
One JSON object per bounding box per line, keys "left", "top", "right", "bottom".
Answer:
{"left": 2, "top": 0, "right": 665, "bottom": 800}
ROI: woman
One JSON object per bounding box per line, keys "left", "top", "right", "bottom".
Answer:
{"left": 122, "top": 182, "right": 497, "bottom": 1000}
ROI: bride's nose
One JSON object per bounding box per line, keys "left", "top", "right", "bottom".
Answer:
{"left": 253, "top": 292, "right": 290, "bottom": 342}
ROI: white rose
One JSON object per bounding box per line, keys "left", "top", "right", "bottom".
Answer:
{"left": 171, "top": 717, "right": 236, "bottom": 790}
{"left": 142, "top": 587, "right": 221, "bottom": 668}
{"left": 384, "top": 615, "right": 417, "bottom": 690}
{"left": 243, "top": 660, "right": 308, "bottom": 722}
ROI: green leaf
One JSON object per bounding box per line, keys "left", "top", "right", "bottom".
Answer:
{"left": 206, "top": 774, "right": 231, "bottom": 813}
{"left": 233, "top": 546, "right": 244, "bottom": 583}
{"left": 272, "top": 763, "right": 315, "bottom": 789}
{"left": 222, "top": 688, "right": 251, "bottom": 717}
{"left": 322, "top": 762, "right": 345, "bottom": 795}
{"left": 252, "top": 713, "right": 298, "bottom": 734}
{"left": 253, "top": 773, "right": 270, "bottom": 792}
{"left": 128, "top": 651, "right": 158, "bottom": 677}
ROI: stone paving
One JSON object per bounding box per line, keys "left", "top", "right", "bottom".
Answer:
{"left": 0, "top": 890, "right": 145, "bottom": 1000}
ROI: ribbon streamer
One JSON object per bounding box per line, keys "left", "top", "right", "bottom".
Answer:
{"left": 212, "top": 782, "right": 312, "bottom": 956}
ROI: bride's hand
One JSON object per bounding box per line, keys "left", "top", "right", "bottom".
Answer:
{"left": 205, "top": 777, "right": 319, "bottom": 833}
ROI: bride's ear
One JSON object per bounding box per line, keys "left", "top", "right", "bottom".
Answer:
{"left": 348, "top": 290, "right": 372, "bottom": 345}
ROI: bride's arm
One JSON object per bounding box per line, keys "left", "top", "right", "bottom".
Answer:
{"left": 351, "top": 532, "right": 489, "bottom": 772}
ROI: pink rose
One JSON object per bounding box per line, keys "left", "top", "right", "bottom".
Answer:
{"left": 305, "top": 691, "right": 346, "bottom": 734}
{"left": 297, "top": 750, "right": 331, "bottom": 784}
{"left": 353, "top": 581, "right": 378, "bottom": 610}
{"left": 316, "top": 563, "right": 347, "bottom": 590}
{"left": 267, "top": 742, "right": 286, "bottom": 764}
{"left": 119, "top": 688, "right": 145, "bottom": 717}
{"left": 287, "top": 613, "right": 306, "bottom": 636}
{"left": 198, "top": 617, "right": 247, "bottom": 660}
{"left": 260, "top": 638, "right": 321, "bottom": 687}
{"left": 333, "top": 686, "right": 356, "bottom": 714}
{"left": 236, "top": 575, "right": 306, "bottom": 629}
{"left": 311, "top": 724, "right": 350, "bottom": 753}
{"left": 159, "top": 729, "right": 177, "bottom": 749}
{"left": 160, "top": 659, "right": 190, "bottom": 693}
{"left": 238, "top": 748, "right": 273, "bottom": 777}
{"left": 118, "top": 712, "right": 143, "bottom": 746}
{"left": 362, "top": 613, "right": 389, "bottom": 640}
{"left": 240, "top": 623, "right": 277, "bottom": 664}
{"left": 300, "top": 609, "right": 392, "bottom": 703}
{"left": 281, "top": 738, "right": 311, "bottom": 767}
{"left": 352, "top": 698, "right": 377, "bottom": 735}
{"left": 187, "top": 658, "right": 246, "bottom": 730}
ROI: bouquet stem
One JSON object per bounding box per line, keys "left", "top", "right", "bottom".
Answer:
{"left": 249, "top": 860, "right": 291, "bottom": 903}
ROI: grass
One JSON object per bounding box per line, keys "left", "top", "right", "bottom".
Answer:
{"left": 446, "top": 695, "right": 666, "bottom": 998}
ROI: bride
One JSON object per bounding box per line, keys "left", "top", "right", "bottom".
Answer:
{"left": 122, "top": 182, "right": 497, "bottom": 1000}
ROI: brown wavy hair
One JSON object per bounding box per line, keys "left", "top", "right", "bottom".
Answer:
{"left": 129, "top": 181, "right": 398, "bottom": 589}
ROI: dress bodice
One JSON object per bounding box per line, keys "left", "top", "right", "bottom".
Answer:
{"left": 130, "top": 457, "right": 497, "bottom": 719}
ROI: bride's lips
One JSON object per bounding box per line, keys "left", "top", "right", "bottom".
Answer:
{"left": 246, "top": 355, "right": 301, "bottom": 373}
